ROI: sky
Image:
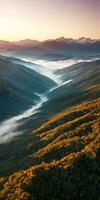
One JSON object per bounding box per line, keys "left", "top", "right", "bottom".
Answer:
{"left": 0, "top": 0, "right": 100, "bottom": 41}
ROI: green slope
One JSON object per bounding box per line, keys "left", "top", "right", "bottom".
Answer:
{"left": 43, "top": 60, "right": 100, "bottom": 115}
{"left": 21, "top": 59, "right": 100, "bottom": 132}
{"left": 0, "top": 56, "right": 56, "bottom": 121}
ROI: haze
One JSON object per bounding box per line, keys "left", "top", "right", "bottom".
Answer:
{"left": 0, "top": 0, "right": 100, "bottom": 41}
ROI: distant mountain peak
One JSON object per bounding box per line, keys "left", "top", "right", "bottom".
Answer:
{"left": 78, "top": 37, "right": 96, "bottom": 43}
{"left": 56, "top": 37, "right": 67, "bottom": 41}
{"left": 13, "top": 39, "right": 39, "bottom": 46}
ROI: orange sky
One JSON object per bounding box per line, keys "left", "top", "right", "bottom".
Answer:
{"left": 0, "top": 0, "right": 100, "bottom": 41}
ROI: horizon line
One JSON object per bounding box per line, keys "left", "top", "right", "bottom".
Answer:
{"left": 0, "top": 36, "right": 100, "bottom": 43}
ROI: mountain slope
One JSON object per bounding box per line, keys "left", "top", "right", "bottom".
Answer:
{"left": 0, "top": 59, "right": 99, "bottom": 200}
{"left": 23, "top": 59, "right": 100, "bottom": 129}
{"left": 0, "top": 56, "right": 56, "bottom": 122}
{"left": 0, "top": 98, "right": 100, "bottom": 200}
{"left": 10, "top": 59, "right": 100, "bottom": 138}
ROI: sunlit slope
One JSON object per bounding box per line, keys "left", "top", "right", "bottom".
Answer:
{"left": 0, "top": 56, "right": 56, "bottom": 121}
{"left": 0, "top": 98, "right": 99, "bottom": 200}
{"left": 18, "top": 59, "right": 100, "bottom": 134}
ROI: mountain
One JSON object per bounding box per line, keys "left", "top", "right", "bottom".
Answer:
{"left": 7, "top": 59, "right": 99, "bottom": 137}
{"left": 0, "top": 97, "right": 99, "bottom": 200}
{"left": 13, "top": 39, "right": 39, "bottom": 47}
{"left": 0, "top": 40, "right": 13, "bottom": 48}
{"left": 0, "top": 56, "right": 56, "bottom": 122}
{"left": 0, "top": 37, "right": 100, "bottom": 60}
{"left": 0, "top": 59, "right": 99, "bottom": 173}
{"left": 33, "top": 60, "right": 100, "bottom": 122}
{"left": 0, "top": 56, "right": 99, "bottom": 200}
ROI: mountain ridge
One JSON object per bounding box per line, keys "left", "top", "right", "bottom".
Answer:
{"left": 0, "top": 37, "right": 100, "bottom": 61}
{"left": 0, "top": 37, "right": 100, "bottom": 46}
{"left": 0, "top": 55, "right": 56, "bottom": 122}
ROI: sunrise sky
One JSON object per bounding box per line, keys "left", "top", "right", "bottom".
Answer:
{"left": 0, "top": 0, "right": 100, "bottom": 41}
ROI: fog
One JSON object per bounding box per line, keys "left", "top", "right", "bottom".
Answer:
{"left": 15, "top": 56, "right": 99, "bottom": 83}
{"left": 0, "top": 56, "right": 99, "bottom": 144}
{"left": 0, "top": 93, "right": 48, "bottom": 144}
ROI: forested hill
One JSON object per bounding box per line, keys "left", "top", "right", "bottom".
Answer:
{"left": 0, "top": 56, "right": 56, "bottom": 122}
{"left": 0, "top": 98, "right": 99, "bottom": 200}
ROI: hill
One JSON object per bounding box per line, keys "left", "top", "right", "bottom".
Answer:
{"left": 0, "top": 98, "right": 100, "bottom": 200}
{"left": 3, "top": 59, "right": 99, "bottom": 143}
{"left": 0, "top": 56, "right": 56, "bottom": 122}
{"left": 24, "top": 59, "right": 100, "bottom": 128}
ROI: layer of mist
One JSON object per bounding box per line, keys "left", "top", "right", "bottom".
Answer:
{"left": 0, "top": 56, "right": 99, "bottom": 143}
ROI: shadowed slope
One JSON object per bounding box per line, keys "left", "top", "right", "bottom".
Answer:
{"left": 0, "top": 56, "right": 56, "bottom": 121}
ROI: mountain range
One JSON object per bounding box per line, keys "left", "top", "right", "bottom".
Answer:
{"left": 0, "top": 45, "right": 100, "bottom": 200}
{"left": 0, "top": 37, "right": 100, "bottom": 60}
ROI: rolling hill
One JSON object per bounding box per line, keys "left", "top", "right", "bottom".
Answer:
{"left": 22, "top": 59, "right": 100, "bottom": 130}
{"left": 4, "top": 59, "right": 99, "bottom": 143}
{"left": 0, "top": 56, "right": 56, "bottom": 122}
{"left": 0, "top": 97, "right": 99, "bottom": 200}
